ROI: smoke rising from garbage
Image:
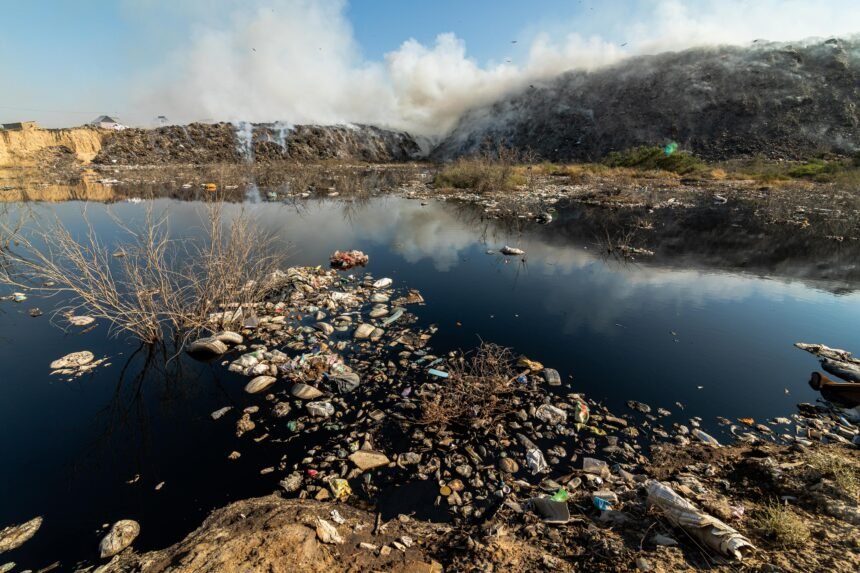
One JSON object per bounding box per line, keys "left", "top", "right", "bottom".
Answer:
{"left": 137, "top": 0, "right": 860, "bottom": 137}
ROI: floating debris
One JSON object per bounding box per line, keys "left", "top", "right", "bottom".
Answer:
{"left": 330, "top": 249, "right": 369, "bottom": 270}
{"left": 500, "top": 246, "right": 525, "bottom": 256}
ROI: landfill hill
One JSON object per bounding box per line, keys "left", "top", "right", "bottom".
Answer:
{"left": 0, "top": 123, "right": 423, "bottom": 169}
{"left": 94, "top": 123, "right": 424, "bottom": 165}
{"left": 432, "top": 37, "right": 860, "bottom": 162}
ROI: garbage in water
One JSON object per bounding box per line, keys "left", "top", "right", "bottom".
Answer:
{"left": 329, "top": 249, "right": 369, "bottom": 270}
{"left": 500, "top": 246, "right": 525, "bottom": 256}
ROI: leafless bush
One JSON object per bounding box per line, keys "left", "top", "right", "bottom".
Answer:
{"left": 0, "top": 202, "right": 285, "bottom": 344}
{"left": 420, "top": 343, "right": 520, "bottom": 427}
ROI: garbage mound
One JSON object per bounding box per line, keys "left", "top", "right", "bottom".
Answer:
{"left": 434, "top": 38, "right": 860, "bottom": 162}
{"left": 169, "top": 263, "right": 860, "bottom": 573}
{"left": 94, "top": 123, "right": 423, "bottom": 166}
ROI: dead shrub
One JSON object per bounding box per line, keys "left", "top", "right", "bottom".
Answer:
{"left": 434, "top": 141, "right": 526, "bottom": 194}
{"left": 0, "top": 201, "right": 285, "bottom": 344}
{"left": 419, "top": 343, "right": 519, "bottom": 427}
{"left": 809, "top": 452, "right": 860, "bottom": 500}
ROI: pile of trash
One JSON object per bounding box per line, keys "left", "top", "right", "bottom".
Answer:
{"left": 170, "top": 262, "right": 860, "bottom": 572}
{"left": 330, "top": 250, "right": 370, "bottom": 270}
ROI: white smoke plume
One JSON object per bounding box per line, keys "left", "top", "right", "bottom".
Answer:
{"left": 134, "top": 0, "right": 860, "bottom": 137}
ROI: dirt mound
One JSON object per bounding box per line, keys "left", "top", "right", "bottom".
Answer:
{"left": 434, "top": 37, "right": 860, "bottom": 162}
{"left": 94, "top": 123, "right": 422, "bottom": 165}
{"left": 95, "top": 495, "right": 443, "bottom": 573}
{"left": 0, "top": 126, "right": 103, "bottom": 167}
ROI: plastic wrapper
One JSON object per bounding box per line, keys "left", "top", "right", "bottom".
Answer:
{"left": 647, "top": 481, "right": 754, "bottom": 560}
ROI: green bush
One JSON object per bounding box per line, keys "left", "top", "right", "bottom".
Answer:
{"left": 603, "top": 146, "right": 706, "bottom": 175}
{"left": 787, "top": 160, "right": 842, "bottom": 180}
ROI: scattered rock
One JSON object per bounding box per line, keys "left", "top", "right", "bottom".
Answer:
{"left": 211, "top": 406, "right": 232, "bottom": 420}
{"left": 291, "top": 383, "right": 324, "bottom": 400}
{"left": 245, "top": 375, "right": 277, "bottom": 394}
{"left": 354, "top": 323, "right": 375, "bottom": 339}
{"left": 99, "top": 520, "right": 140, "bottom": 558}
{"left": 348, "top": 450, "right": 390, "bottom": 471}
{"left": 498, "top": 457, "right": 519, "bottom": 474}
{"left": 0, "top": 516, "right": 42, "bottom": 553}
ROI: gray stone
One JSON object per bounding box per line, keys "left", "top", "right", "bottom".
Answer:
{"left": 245, "top": 375, "right": 276, "bottom": 394}
{"left": 455, "top": 464, "right": 473, "bottom": 478}
{"left": 348, "top": 450, "right": 390, "bottom": 471}
{"left": 0, "top": 516, "right": 42, "bottom": 553}
{"left": 369, "top": 305, "right": 389, "bottom": 318}
{"left": 498, "top": 457, "right": 519, "bottom": 474}
{"left": 99, "top": 520, "right": 140, "bottom": 558}
{"left": 291, "top": 383, "right": 323, "bottom": 400}
{"left": 315, "top": 322, "right": 334, "bottom": 336}
{"left": 354, "top": 323, "right": 375, "bottom": 339}
{"left": 210, "top": 406, "right": 232, "bottom": 420}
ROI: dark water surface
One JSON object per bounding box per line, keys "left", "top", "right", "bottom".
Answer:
{"left": 1, "top": 195, "right": 859, "bottom": 569}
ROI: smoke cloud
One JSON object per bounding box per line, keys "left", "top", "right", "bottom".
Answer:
{"left": 135, "top": 0, "right": 860, "bottom": 137}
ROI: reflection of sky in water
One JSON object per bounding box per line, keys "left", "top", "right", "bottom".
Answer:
{"left": 6, "top": 197, "right": 860, "bottom": 422}
{"left": 2, "top": 196, "right": 860, "bottom": 567}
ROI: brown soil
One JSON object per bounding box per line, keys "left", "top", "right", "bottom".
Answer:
{"left": 92, "top": 443, "right": 859, "bottom": 573}
{"left": 96, "top": 495, "right": 444, "bottom": 573}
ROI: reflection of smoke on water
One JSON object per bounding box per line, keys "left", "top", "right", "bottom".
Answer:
{"left": 233, "top": 121, "right": 254, "bottom": 163}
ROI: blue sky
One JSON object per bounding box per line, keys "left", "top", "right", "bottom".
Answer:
{"left": 1, "top": 1, "right": 856, "bottom": 129}
{"left": 0, "top": 0, "right": 592, "bottom": 125}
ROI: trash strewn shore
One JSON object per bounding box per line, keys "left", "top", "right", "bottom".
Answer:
{"left": 64, "top": 262, "right": 860, "bottom": 573}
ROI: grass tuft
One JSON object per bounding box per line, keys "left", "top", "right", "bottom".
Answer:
{"left": 751, "top": 501, "right": 810, "bottom": 548}
{"left": 809, "top": 453, "right": 860, "bottom": 499}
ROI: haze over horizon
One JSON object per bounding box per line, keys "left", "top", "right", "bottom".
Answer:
{"left": 2, "top": 0, "right": 859, "bottom": 134}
